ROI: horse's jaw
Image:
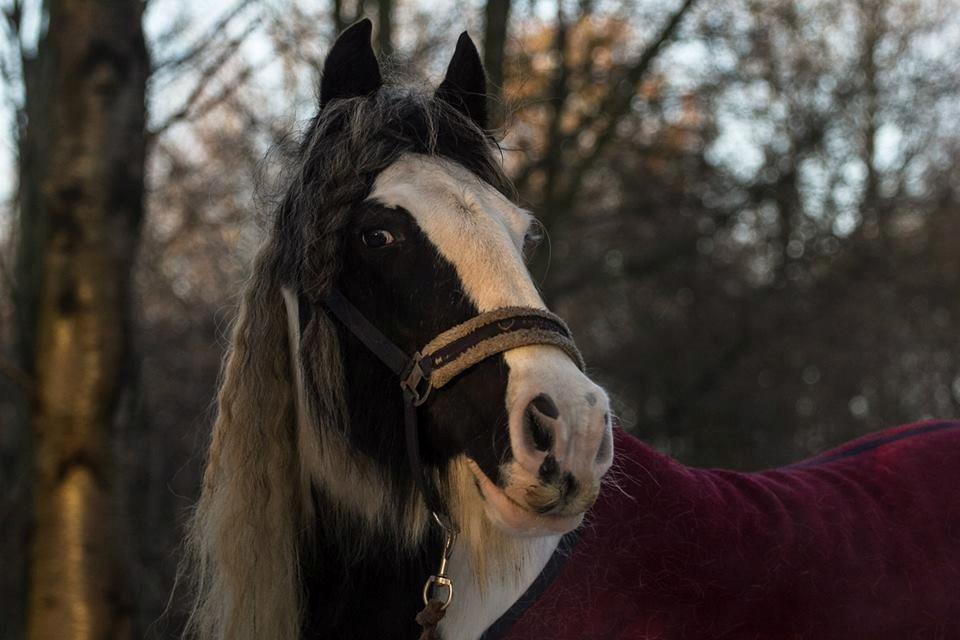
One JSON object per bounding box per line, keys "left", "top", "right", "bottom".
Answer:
{"left": 466, "top": 458, "right": 585, "bottom": 536}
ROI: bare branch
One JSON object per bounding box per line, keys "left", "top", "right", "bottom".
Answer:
{"left": 150, "top": 65, "right": 253, "bottom": 140}
{"left": 224, "top": 94, "right": 296, "bottom": 148}
{"left": 148, "top": 18, "right": 259, "bottom": 139}
{"left": 151, "top": 0, "right": 257, "bottom": 73}
{"left": 556, "top": 0, "right": 699, "bottom": 207}
{"left": 377, "top": 0, "right": 392, "bottom": 54}
{"left": 1, "top": 0, "right": 24, "bottom": 38}
{"left": 483, "top": 0, "right": 511, "bottom": 126}
{"left": 0, "top": 0, "right": 26, "bottom": 101}
{"left": 332, "top": 0, "right": 345, "bottom": 33}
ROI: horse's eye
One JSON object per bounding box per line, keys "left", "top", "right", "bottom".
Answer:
{"left": 361, "top": 229, "right": 396, "bottom": 248}
{"left": 523, "top": 225, "right": 544, "bottom": 256}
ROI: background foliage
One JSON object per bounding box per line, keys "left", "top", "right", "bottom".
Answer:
{"left": 1, "top": 0, "right": 958, "bottom": 636}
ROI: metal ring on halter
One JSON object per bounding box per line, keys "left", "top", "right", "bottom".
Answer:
{"left": 401, "top": 354, "right": 433, "bottom": 407}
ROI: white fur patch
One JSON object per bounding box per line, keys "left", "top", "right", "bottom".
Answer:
{"left": 369, "top": 154, "right": 603, "bottom": 465}
{"left": 369, "top": 156, "right": 611, "bottom": 487}
{"left": 440, "top": 532, "right": 560, "bottom": 640}
{"left": 369, "top": 154, "right": 542, "bottom": 311}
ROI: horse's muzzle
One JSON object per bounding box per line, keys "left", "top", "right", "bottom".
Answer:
{"left": 474, "top": 344, "right": 614, "bottom": 536}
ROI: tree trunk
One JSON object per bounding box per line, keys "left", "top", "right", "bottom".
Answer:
{"left": 858, "top": 0, "right": 886, "bottom": 246}
{"left": 483, "top": 0, "right": 511, "bottom": 128}
{"left": 334, "top": 0, "right": 367, "bottom": 33}
{"left": 333, "top": 0, "right": 345, "bottom": 33}
{"left": 23, "top": 1, "right": 148, "bottom": 638}
{"left": 377, "top": 0, "right": 393, "bottom": 55}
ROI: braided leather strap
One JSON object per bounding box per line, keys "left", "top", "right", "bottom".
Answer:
{"left": 419, "top": 306, "right": 584, "bottom": 389}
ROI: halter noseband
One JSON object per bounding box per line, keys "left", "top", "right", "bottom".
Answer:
{"left": 320, "top": 289, "right": 583, "bottom": 630}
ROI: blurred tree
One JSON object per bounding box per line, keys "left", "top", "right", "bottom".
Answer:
{"left": 0, "top": 1, "right": 957, "bottom": 637}
{"left": 483, "top": 0, "right": 511, "bottom": 127}
{"left": 8, "top": 0, "right": 149, "bottom": 638}
{"left": 378, "top": 0, "right": 393, "bottom": 54}
{"left": 524, "top": 0, "right": 960, "bottom": 466}
{"left": 503, "top": 0, "right": 700, "bottom": 294}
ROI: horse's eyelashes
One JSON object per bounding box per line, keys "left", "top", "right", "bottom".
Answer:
{"left": 523, "top": 228, "right": 544, "bottom": 257}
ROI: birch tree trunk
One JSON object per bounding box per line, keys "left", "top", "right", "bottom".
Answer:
{"left": 23, "top": 1, "right": 148, "bottom": 638}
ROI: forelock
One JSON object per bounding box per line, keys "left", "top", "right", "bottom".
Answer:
{"left": 268, "top": 84, "right": 513, "bottom": 304}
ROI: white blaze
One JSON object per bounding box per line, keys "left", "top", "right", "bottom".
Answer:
{"left": 369, "top": 154, "right": 542, "bottom": 311}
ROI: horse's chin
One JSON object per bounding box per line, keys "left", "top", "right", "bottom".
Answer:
{"left": 466, "top": 459, "right": 584, "bottom": 537}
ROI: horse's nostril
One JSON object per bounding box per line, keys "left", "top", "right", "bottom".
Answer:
{"left": 530, "top": 393, "right": 559, "bottom": 420}
{"left": 539, "top": 454, "right": 559, "bottom": 481}
{"left": 527, "top": 394, "right": 560, "bottom": 452}
{"left": 527, "top": 407, "right": 554, "bottom": 451}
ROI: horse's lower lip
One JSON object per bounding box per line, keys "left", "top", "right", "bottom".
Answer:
{"left": 466, "top": 459, "right": 584, "bottom": 537}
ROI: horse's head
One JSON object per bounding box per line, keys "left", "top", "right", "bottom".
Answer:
{"left": 283, "top": 20, "right": 613, "bottom": 539}
{"left": 187, "top": 20, "right": 614, "bottom": 640}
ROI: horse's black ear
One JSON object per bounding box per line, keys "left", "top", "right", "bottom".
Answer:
{"left": 320, "top": 19, "right": 382, "bottom": 109}
{"left": 436, "top": 32, "right": 487, "bottom": 129}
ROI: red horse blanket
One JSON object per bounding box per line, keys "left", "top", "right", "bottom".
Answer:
{"left": 483, "top": 421, "right": 960, "bottom": 639}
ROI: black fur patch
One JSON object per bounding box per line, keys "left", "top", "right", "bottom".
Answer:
{"left": 300, "top": 486, "right": 442, "bottom": 640}
{"left": 335, "top": 204, "right": 512, "bottom": 482}
{"left": 301, "top": 205, "right": 514, "bottom": 637}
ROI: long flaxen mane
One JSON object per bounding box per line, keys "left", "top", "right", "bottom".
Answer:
{"left": 182, "top": 85, "right": 512, "bottom": 640}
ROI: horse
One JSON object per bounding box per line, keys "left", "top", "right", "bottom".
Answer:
{"left": 184, "top": 19, "right": 960, "bottom": 640}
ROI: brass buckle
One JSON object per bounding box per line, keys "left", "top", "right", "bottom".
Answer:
{"left": 422, "top": 575, "right": 453, "bottom": 610}
{"left": 421, "top": 516, "right": 457, "bottom": 609}
{"left": 401, "top": 354, "right": 432, "bottom": 406}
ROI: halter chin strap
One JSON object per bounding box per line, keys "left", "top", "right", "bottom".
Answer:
{"left": 320, "top": 288, "right": 584, "bottom": 531}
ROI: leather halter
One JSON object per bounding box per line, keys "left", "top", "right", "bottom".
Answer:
{"left": 318, "top": 289, "right": 584, "bottom": 635}
{"left": 322, "top": 288, "right": 584, "bottom": 530}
